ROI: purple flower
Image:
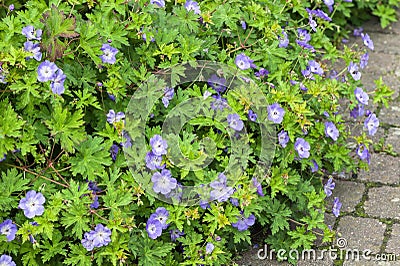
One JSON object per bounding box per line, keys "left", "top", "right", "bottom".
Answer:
{"left": 0, "top": 219, "right": 17, "bottom": 241}
{"left": 360, "top": 53, "right": 369, "bottom": 69}
{"left": 199, "top": 199, "right": 210, "bottom": 209}
{"left": 255, "top": 68, "right": 269, "bottom": 78}
{"left": 203, "top": 90, "right": 212, "bottom": 99}
{"left": 207, "top": 74, "right": 226, "bottom": 94}
{"left": 184, "top": 0, "right": 200, "bottom": 14}
{"left": 0, "top": 154, "right": 6, "bottom": 162}
{"left": 81, "top": 232, "right": 95, "bottom": 251}
{"left": 91, "top": 224, "right": 112, "bottom": 248}
{"left": 210, "top": 95, "right": 228, "bottom": 111}
{"left": 162, "top": 87, "right": 174, "bottom": 108}
{"left": 108, "top": 93, "right": 116, "bottom": 101}
{"left": 37, "top": 60, "right": 58, "bottom": 82}
{"left": 24, "top": 41, "right": 42, "bottom": 61}
{"left": 227, "top": 114, "right": 244, "bottom": 131}
{"left": 90, "top": 195, "right": 99, "bottom": 209}
{"left": 248, "top": 110, "right": 257, "bottom": 122}
{"left": 309, "top": 16, "right": 317, "bottom": 32}
{"left": 170, "top": 229, "right": 184, "bottom": 241}
{"left": 9, "top": 4, "right": 14, "bottom": 11}
{"left": 18, "top": 190, "right": 45, "bottom": 218}
{"left": 252, "top": 177, "right": 264, "bottom": 196}
{"left": 150, "top": 0, "right": 165, "bottom": 8}
{"left": 324, "top": 122, "right": 339, "bottom": 141}
{"left": 206, "top": 242, "right": 215, "bottom": 254}
{"left": 324, "top": 177, "right": 335, "bottom": 197}
{"left": 278, "top": 130, "right": 289, "bottom": 148}
{"left": 310, "top": 160, "right": 318, "bottom": 172}
{"left": 88, "top": 180, "right": 101, "bottom": 193}
{"left": 0, "top": 255, "right": 16, "bottom": 266}
{"left": 309, "top": 60, "right": 324, "bottom": 76}
{"left": 22, "top": 25, "right": 42, "bottom": 40}
{"left": 121, "top": 131, "right": 132, "bottom": 149}
{"left": 241, "top": 21, "right": 247, "bottom": 30}
{"left": 297, "top": 28, "right": 311, "bottom": 43}
{"left": 296, "top": 29, "right": 314, "bottom": 50}
{"left": 364, "top": 113, "right": 379, "bottom": 135}
{"left": 348, "top": 62, "right": 361, "bottom": 81}
{"left": 110, "top": 144, "right": 119, "bottom": 161}
{"left": 230, "top": 197, "right": 239, "bottom": 206}
{"left": 267, "top": 103, "right": 285, "bottom": 124}
{"left": 210, "top": 173, "right": 234, "bottom": 202}
{"left": 106, "top": 110, "right": 125, "bottom": 124}
{"left": 145, "top": 151, "right": 164, "bottom": 170}
{"left": 278, "top": 30, "right": 289, "bottom": 48}
{"left": 356, "top": 144, "right": 370, "bottom": 164}
{"left": 332, "top": 197, "right": 342, "bottom": 217}
{"left": 294, "top": 138, "right": 310, "bottom": 158}
{"left": 82, "top": 224, "right": 111, "bottom": 250}
{"left": 324, "top": 0, "right": 334, "bottom": 13}
{"left": 306, "top": 8, "right": 332, "bottom": 21}
{"left": 100, "top": 44, "right": 118, "bottom": 64}
{"left": 232, "top": 213, "right": 255, "bottom": 231}
{"left": 361, "top": 33, "right": 374, "bottom": 50}
{"left": 350, "top": 104, "right": 365, "bottom": 118}
{"left": 50, "top": 69, "right": 66, "bottom": 95}
{"left": 354, "top": 87, "right": 369, "bottom": 105}
{"left": 152, "top": 169, "right": 177, "bottom": 195}
{"left": 301, "top": 66, "right": 313, "bottom": 79}
{"left": 149, "top": 207, "right": 169, "bottom": 229}
{"left": 235, "top": 53, "right": 255, "bottom": 70}
{"left": 146, "top": 218, "right": 163, "bottom": 239}
{"left": 150, "top": 135, "right": 168, "bottom": 156}
{"left": 353, "top": 27, "right": 363, "bottom": 37}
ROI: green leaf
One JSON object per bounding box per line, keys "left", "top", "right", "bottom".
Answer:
{"left": 0, "top": 99, "right": 25, "bottom": 155}
{"left": 264, "top": 198, "right": 292, "bottom": 235}
{"left": 0, "top": 169, "right": 29, "bottom": 212}
{"left": 40, "top": 230, "right": 67, "bottom": 262}
{"left": 137, "top": 237, "right": 174, "bottom": 266}
{"left": 373, "top": 77, "right": 394, "bottom": 108}
{"left": 60, "top": 202, "right": 91, "bottom": 239}
{"left": 287, "top": 226, "right": 316, "bottom": 250}
{"left": 69, "top": 136, "right": 112, "bottom": 179}
{"left": 64, "top": 244, "right": 92, "bottom": 266}
{"left": 44, "top": 103, "right": 86, "bottom": 153}
{"left": 372, "top": 4, "right": 397, "bottom": 28}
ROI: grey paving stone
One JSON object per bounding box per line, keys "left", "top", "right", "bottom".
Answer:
{"left": 327, "top": 180, "right": 365, "bottom": 213}
{"left": 343, "top": 258, "right": 398, "bottom": 266}
{"left": 234, "top": 247, "right": 334, "bottom": 266}
{"left": 379, "top": 102, "right": 400, "bottom": 126}
{"left": 371, "top": 32, "right": 400, "bottom": 55}
{"left": 386, "top": 128, "right": 400, "bottom": 154}
{"left": 364, "top": 187, "right": 400, "bottom": 219}
{"left": 234, "top": 247, "right": 291, "bottom": 266}
{"left": 362, "top": 53, "right": 399, "bottom": 76}
{"left": 358, "top": 153, "right": 400, "bottom": 184}
{"left": 337, "top": 216, "right": 386, "bottom": 254}
{"left": 386, "top": 223, "right": 400, "bottom": 256}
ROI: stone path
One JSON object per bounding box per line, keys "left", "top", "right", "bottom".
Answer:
{"left": 235, "top": 13, "right": 400, "bottom": 266}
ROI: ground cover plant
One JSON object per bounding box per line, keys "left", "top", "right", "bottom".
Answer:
{"left": 0, "top": 0, "right": 396, "bottom": 265}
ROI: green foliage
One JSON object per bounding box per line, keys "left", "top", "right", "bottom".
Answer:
{"left": 0, "top": 0, "right": 395, "bottom": 265}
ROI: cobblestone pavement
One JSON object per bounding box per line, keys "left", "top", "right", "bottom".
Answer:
{"left": 235, "top": 13, "right": 400, "bottom": 266}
